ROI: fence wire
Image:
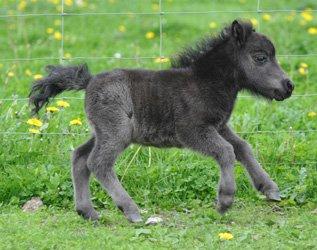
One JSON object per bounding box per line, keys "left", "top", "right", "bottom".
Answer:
{"left": 0, "top": 1, "right": 316, "bottom": 138}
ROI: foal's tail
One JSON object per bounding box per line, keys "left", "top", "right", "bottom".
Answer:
{"left": 29, "top": 64, "right": 92, "bottom": 114}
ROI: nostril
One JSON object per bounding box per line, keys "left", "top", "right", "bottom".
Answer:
{"left": 284, "top": 79, "right": 294, "bottom": 92}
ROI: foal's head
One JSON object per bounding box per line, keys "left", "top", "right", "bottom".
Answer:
{"left": 230, "top": 20, "right": 294, "bottom": 101}
{"left": 172, "top": 19, "right": 294, "bottom": 101}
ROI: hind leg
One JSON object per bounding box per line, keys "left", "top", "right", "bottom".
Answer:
{"left": 72, "top": 137, "right": 99, "bottom": 220}
{"left": 87, "top": 136, "right": 142, "bottom": 223}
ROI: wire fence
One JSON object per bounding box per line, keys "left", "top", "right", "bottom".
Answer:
{"left": 0, "top": 1, "right": 316, "bottom": 142}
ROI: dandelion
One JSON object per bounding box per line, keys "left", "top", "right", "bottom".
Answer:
{"left": 218, "top": 232, "right": 234, "bottom": 240}
{"left": 262, "top": 14, "right": 271, "bottom": 21}
{"left": 64, "top": 52, "right": 72, "bottom": 59}
{"left": 49, "top": 0, "right": 59, "bottom": 4}
{"left": 70, "top": 118, "right": 82, "bottom": 126}
{"left": 34, "top": 74, "right": 43, "bottom": 80}
{"left": 54, "top": 19, "right": 61, "bottom": 26}
{"left": 27, "top": 118, "right": 43, "bottom": 127}
{"left": 308, "top": 27, "right": 317, "bottom": 35}
{"left": 46, "top": 106, "right": 59, "bottom": 113}
{"left": 57, "top": 100, "right": 70, "bottom": 108}
{"left": 300, "top": 62, "right": 308, "bottom": 69}
{"left": 308, "top": 111, "right": 316, "bottom": 118}
{"left": 250, "top": 18, "right": 258, "bottom": 27}
{"left": 301, "top": 10, "right": 313, "bottom": 22}
{"left": 145, "top": 31, "right": 155, "bottom": 39}
{"left": 118, "top": 25, "right": 126, "bottom": 33}
{"left": 25, "top": 69, "right": 32, "bottom": 76}
{"left": 29, "top": 128, "right": 40, "bottom": 134}
{"left": 154, "top": 57, "right": 170, "bottom": 63}
{"left": 18, "top": 0, "right": 27, "bottom": 11}
{"left": 209, "top": 22, "right": 217, "bottom": 29}
{"left": 152, "top": 3, "right": 159, "bottom": 11}
{"left": 54, "top": 31, "right": 62, "bottom": 40}
{"left": 46, "top": 27, "right": 54, "bottom": 34}
{"left": 298, "top": 67, "right": 308, "bottom": 76}
{"left": 65, "top": 0, "right": 73, "bottom": 6}
{"left": 7, "top": 71, "right": 14, "bottom": 77}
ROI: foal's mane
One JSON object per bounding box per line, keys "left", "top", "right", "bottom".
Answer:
{"left": 171, "top": 21, "right": 253, "bottom": 68}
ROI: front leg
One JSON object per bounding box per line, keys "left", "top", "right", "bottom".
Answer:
{"left": 177, "top": 124, "right": 236, "bottom": 213}
{"left": 220, "top": 125, "right": 281, "bottom": 201}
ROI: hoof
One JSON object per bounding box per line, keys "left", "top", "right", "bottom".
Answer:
{"left": 216, "top": 194, "right": 234, "bottom": 214}
{"left": 76, "top": 207, "right": 100, "bottom": 221}
{"left": 126, "top": 213, "right": 143, "bottom": 223}
{"left": 265, "top": 190, "right": 281, "bottom": 202}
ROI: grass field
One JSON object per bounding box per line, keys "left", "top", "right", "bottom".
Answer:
{"left": 0, "top": 0, "right": 317, "bottom": 249}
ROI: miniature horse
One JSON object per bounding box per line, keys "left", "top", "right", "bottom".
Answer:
{"left": 29, "top": 20, "right": 294, "bottom": 222}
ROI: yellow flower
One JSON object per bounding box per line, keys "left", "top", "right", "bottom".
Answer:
{"left": 300, "top": 62, "right": 308, "bottom": 69}
{"left": 65, "top": 0, "right": 73, "bottom": 6}
{"left": 70, "top": 118, "right": 82, "bottom": 126}
{"left": 49, "top": 0, "right": 59, "bottom": 4}
{"left": 54, "top": 31, "right": 62, "bottom": 40}
{"left": 152, "top": 3, "right": 159, "bottom": 11}
{"left": 64, "top": 52, "right": 71, "bottom": 59}
{"left": 27, "top": 118, "right": 43, "bottom": 127}
{"left": 209, "top": 22, "right": 217, "bottom": 29}
{"left": 46, "top": 27, "right": 54, "bottom": 34}
{"left": 46, "top": 106, "right": 59, "bottom": 113}
{"left": 218, "top": 232, "right": 234, "bottom": 240}
{"left": 29, "top": 128, "right": 40, "bottom": 134}
{"left": 54, "top": 19, "right": 61, "bottom": 26}
{"left": 262, "top": 14, "right": 271, "bottom": 21}
{"left": 301, "top": 11, "right": 313, "bottom": 22}
{"left": 298, "top": 67, "right": 308, "bottom": 76}
{"left": 250, "top": 18, "right": 258, "bottom": 27}
{"left": 118, "top": 25, "right": 126, "bottom": 33}
{"left": 145, "top": 31, "right": 155, "bottom": 39}
{"left": 56, "top": 100, "right": 70, "bottom": 108}
{"left": 25, "top": 69, "right": 32, "bottom": 76}
{"left": 7, "top": 71, "right": 15, "bottom": 77}
{"left": 154, "top": 57, "right": 170, "bottom": 63}
{"left": 308, "top": 27, "right": 317, "bottom": 35}
{"left": 34, "top": 74, "right": 43, "bottom": 80}
{"left": 18, "top": 0, "right": 27, "bottom": 11}
{"left": 308, "top": 111, "right": 316, "bottom": 118}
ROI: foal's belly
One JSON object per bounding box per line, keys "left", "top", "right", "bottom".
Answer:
{"left": 132, "top": 120, "right": 182, "bottom": 148}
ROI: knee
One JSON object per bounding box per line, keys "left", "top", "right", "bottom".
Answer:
{"left": 218, "top": 144, "right": 235, "bottom": 165}
{"left": 236, "top": 141, "right": 252, "bottom": 160}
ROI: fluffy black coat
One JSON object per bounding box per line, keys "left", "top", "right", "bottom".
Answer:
{"left": 29, "top": 20, "right": 293, "bottom": 222}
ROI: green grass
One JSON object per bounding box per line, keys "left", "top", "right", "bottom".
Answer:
{"left": 1, "top": 202, "right": 317, "bottom": 249}
{"left": 0, "top": 0, "right": 317, "bottom": 249}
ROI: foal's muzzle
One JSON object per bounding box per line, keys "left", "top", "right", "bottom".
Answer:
{"left": 274, "top": 78, "right": 294, "bottom": 101}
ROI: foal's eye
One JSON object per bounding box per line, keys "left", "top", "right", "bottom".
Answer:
{"left": 253, "top": 54, "right": 268, "bottom": 63}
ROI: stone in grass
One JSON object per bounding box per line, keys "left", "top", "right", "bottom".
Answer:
{"left": 145, "top": 216, "right": 163, "bottom": 226}
{"left": 22, "top": 197, "right": 43, "bottom": 212}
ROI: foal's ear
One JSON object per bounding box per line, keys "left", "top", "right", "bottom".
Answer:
{"left": 231, "top": 20, "right": 248, "bottom": 46}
